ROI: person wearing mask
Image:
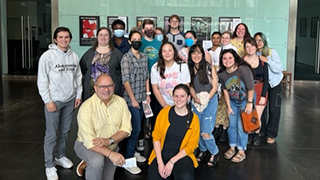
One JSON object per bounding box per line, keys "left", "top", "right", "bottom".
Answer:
{"left": 155, "top": 27, "right": 168, "bottom": 43}
{"left": 230, "top": 23, "right": 251, "bottom": 57}
{"left": 208, "top": 31, "right": 222, "bottom": 70}
{"left": 80, "top": 27, "right": 123, "bottom": 101}
{"left": 121, "top": 30, "right": 150, "bottom": 174}
{"left": 37, "top": 27, "right": 82, "bottom": 180}
{"left": 111, "top": 19, "right": 130, "bottom": 55}
{"left": 147, "top": 84, "right": 200, "bottom": 180}
{"left": 139, "top": 19, "right": 162, "bottom": 148}
{"left": 178, "top": 30, "right": 211, "bottom": 64}
{"left": 188, "top": 44, "right": 219, "bottom": 167}
{"left": 218, "top": 49, "right": 254, "bottom": 163}
{"left": 166, "top": 14, "right": 185, "bottom": 51}
{"left": 254, "top": 32, "right": 283, "bottom": 144}
{"left": 243, "top": 37, "right": 269, "bottom": 146}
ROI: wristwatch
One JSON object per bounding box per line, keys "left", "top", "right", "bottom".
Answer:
{"left": 108, "top": 138, "right": 114, "bottom": 145}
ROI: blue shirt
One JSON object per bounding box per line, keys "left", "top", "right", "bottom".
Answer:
{"left": 140, "top": 37, "right": 162, "bottom": 72}
{"left": 112, "top": 37, "right": 130, "bottom": 55}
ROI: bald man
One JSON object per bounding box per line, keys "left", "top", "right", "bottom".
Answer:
{"left": 74, "top": 74, "right": 132, "bottom": 180}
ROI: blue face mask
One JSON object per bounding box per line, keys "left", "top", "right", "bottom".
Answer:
{"left": 114, "top": 29, "right": 125, "bottom": 38}
{"left": 155, "top": 34, "right": 163, "bottom": 42}
{"left": 185, "top": 38, "right": 194, "bottom": 47}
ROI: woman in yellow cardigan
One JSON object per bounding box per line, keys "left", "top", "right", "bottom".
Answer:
{"left": 147, "top": 84, "right": 200, "bottom": 180}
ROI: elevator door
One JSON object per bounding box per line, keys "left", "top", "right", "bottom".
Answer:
{"left": 6, "top": 0, "right": 51, "bottom": 75}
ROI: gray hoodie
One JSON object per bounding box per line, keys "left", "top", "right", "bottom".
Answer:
{"left": 37, "top": 44, "right": 82, "bottom": 104}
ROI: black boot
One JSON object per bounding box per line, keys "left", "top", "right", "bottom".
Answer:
{"left": 247, "top": 134, "right": 253, "bottom": 145}
{"left": 219, "top": 128, "right": 228, "bottom": 142}
{"left": 213, "top": 126, "right": 222, "bottom": 139}
{"left": 253, "top": 133, "right": 261, "bottom": 146}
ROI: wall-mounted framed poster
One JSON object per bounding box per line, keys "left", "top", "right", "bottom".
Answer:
{"left": 79, "top": 16, "right": 99, "bottom": 46}
{"left": 191, "top": 17, "right": 211, "bottom": 42}
{"left": 219, "top": 17, "right": 241, "bottom": 33}
{"left": 136, "top": 16, "right": 157, "bottom": 30}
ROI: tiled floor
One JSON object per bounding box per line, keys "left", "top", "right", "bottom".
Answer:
{"left": 0, "top": 78, "right": 320, "bottom": 180}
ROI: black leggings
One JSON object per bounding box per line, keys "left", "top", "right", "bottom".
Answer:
{"left": 147, "top": 151, "right": 195, "bottom": 180}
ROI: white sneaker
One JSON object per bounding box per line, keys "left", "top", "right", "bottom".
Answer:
{"left": 136, "top": 139, "right": 145, "bottom": 151}
{"left": 124, "top": 166, "right": 141, "bottom": 174}
{"left": 55, "top": 156, "right": 73, "bottom": 169}
{"left": 45, "top": 167, "right": 58, "bottom": 180}
{"left": 134, "top": 152, "right": 146, "bottom": 163}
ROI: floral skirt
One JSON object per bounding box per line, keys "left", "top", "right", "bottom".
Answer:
{"left": 215, "top": 94, "right": 229, "bottom": 127}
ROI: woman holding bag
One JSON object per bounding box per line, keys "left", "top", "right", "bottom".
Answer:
{"left": 187, "top": 44, "right": 219, "bottom": 166}
{"left": 218, "top": 49, "right": 254, "bottom": 163}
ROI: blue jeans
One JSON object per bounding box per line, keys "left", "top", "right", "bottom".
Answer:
{"left": 126, "top": 102, "right": 143, "bottom": 158}
{"left": 228, "top": 99, "right": 248, "bottom": 151}
{"left": 192, "top": 94, "right": 219, "bottom": 155}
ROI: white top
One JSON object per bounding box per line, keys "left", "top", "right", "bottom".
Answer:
{"left": 151, "top": 62, "right": 190, "bottom": 106}
{"left": 222, "top": 43, "right": 238, "bottom": 53}
{"left": 208, "top": 46, "right": 222, "bottom": 67}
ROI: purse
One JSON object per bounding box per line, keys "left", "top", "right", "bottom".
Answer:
{"left": 240, "top": 108, "right": 260, "bottom": 133}
{"left": 237, "top": 70, "right": 260, "bottom": 133}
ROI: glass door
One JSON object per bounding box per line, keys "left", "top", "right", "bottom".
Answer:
{"left": 6, "top": 0, "right": 51, "bottom": 75}
{"left": 295, "top": 0, "right": 320, "bottom": 80}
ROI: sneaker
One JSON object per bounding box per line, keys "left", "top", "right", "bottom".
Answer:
{"left": 253, "top": 133, "right": 261, "bottom": 146}
{"left": 56, "top": 156, "right": 73, "bottom": 169}
{"left": 76, "top": 160, "right": 87, "bottom": 177}
{"left": 124, "top": 166, "right": 141, "bottom": 174}
{"left": 134, "top": 152, "right": 146, "bottom": 163}
{"left": 136, "top": 139, "right": 145, "bottom": 151}
{"left": 247, "top": 134, "right": 253, "bottom": 145}
{"left": 45, "top": 167, "right": 58, "bottom": 180}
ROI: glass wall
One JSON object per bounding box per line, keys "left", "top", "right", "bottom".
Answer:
{"left": 57, "top": 0, "right": 290, "bottom": 69}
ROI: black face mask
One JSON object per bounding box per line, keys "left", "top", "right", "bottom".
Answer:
{"left": 131, "top": 41, "right": 142, "bottom": 50}
{"left": 144, "top": 29, "right": 154, "bottom": 38}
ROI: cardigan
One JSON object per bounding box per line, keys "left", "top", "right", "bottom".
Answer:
{"left": 80, "top": 47, "right": 123, "bottom": 101}
{"left": 148, "top": 106, "right": 200, "bottom": 167}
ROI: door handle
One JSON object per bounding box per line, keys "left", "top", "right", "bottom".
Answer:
{"left": 21, "top": 16, "right": 25, "bottom": 68}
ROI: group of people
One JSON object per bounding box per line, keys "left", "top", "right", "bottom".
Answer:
{"left": 37, "top": 14, "right": 284, "bottom": 180}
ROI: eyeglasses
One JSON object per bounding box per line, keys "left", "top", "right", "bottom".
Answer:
{"left": 95, "top": 84, "right": 115, "bottom": 90}
{"left": 255, "top": 39, "right": 263, "bottom": 43}
{"left": 170, "top": 20, "right": 179, "bottom": 23}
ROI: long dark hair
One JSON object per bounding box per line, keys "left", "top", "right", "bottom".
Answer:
{"left": 93, "top": 27, "right": 114, "bottom": 50}
{"left": 188, "top": 44, "right": 211, "bottom": 87}
{"left": 157, "top": 42, "right": 182, "bottom": 79}
{"left": 172, "top": 84, "right": 193, "bottom": 129}
{"left": 232, "top": 23, "right": 251, "bottom": 40}
{"left": 218, "top": 49, "right": 252, "bottom": 74}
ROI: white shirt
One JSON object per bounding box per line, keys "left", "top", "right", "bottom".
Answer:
{"left": 151, "top": 62, "right": 190, "bottom": 105}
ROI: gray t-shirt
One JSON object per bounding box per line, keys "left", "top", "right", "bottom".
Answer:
{"left": 218, "top": 65, "right": 254, "bottom": 101}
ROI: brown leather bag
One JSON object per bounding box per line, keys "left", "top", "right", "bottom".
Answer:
{"left": 240, "top": 108, "right": 260, "bottom": 133}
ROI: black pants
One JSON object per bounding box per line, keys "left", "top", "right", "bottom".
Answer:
{"left": 261, "top": 83, "right": 282, "bottom": 138}
{"left": 147, "top": 151, "right": 195, "bottom": 180}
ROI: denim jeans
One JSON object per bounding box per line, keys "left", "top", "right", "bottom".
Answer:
{"left": 228, "top": 99, "right": 248, "bottom": 151}
{"left": 126, "top": 102, "right": 144, "bottom": 158}
{"left": 192, "top": 94, "right": 219, "bottom": 155}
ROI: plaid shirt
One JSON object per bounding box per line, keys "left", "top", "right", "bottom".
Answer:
{"left": 121, "top": 49, "right": 149, "bottom": 106}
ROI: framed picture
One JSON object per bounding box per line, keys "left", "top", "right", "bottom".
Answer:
{"left": 107, "top": 16, "right": 128, "bottom": 33}
{"left": 219, "top": 17, "right": 241, "bottom": 33}
{"left": 164, "top": 16, "right": 184, "bottom": 33}
{"left": 136, "top": 17, "right": 157, "bottom": 30}
{"left": 79, "top": 16, "right": 100, "bottom": 46}
{"left": 310, "top": 17, "right": 318, "bottom": 38}
{"left": 300, "top": 18, "right": 307, "bottom": 37}
{"left": 191, "top": 17, "right": 211, "bottom": 43}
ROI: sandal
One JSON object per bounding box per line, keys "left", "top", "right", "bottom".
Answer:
{"left": 224, "top": 148, "right": 236, "bottom": 160}
{"left": 267, "top": 137, "right": 276, "bottom": 144}
{"left": 196, "top": 151, "right": 205, "bottom": 162}
{"left": 207, "top": 154, "right": 219, "bottom": 166}
{"left": 231, "top": 152, "right": 246, "bottom": 163}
